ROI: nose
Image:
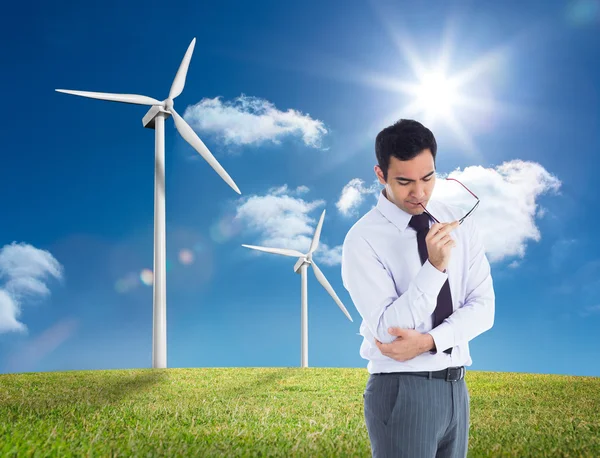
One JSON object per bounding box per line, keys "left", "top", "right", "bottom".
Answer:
{"left": 411, "top": 182, "right": 426, "bottom": 200}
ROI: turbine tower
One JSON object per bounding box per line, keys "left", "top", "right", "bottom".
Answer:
{"left": 56, "top": 38, "right": 241, "bottom": 369}
{"left": 242, "top": 209, "right": 353, "bottom": 368}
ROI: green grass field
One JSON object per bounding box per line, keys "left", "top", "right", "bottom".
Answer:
{"left": 1, "top": 368, "right": 598, "bottom": 457}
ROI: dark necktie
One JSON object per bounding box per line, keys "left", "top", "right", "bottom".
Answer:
{"left": 408, "top": 213, "right": 453, "bottom": 355}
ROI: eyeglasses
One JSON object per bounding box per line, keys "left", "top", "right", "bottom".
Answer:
{"left": 418, "top": 178, "right": 480, "bottom": 225}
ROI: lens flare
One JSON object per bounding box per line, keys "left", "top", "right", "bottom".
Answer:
{"left": 115, "top": 271, "right": 139, "bottom": 293}
{"left": 179, "top": 249, "right": 194, "bottom": 265}
{"left": 566, "top": 0, "right": 600, "bottom": 26}
{"left": 140, "top": 269, "right": 153, "bottom": 285}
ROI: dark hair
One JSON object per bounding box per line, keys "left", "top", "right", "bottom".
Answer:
{"left": 375, "top": 119, "right": 437, "bottom": 181}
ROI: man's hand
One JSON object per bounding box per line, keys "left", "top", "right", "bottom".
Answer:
{"left": 426, "top": 221, "right": 459, "bottom": 272}
{"left": 374, "top": 327, "right": 434, "bottom": 362}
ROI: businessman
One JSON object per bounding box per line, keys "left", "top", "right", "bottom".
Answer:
{"left": 341, "top": 119, "right": 495, "bottom": 457}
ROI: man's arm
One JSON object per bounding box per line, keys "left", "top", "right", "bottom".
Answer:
{"left": 421, "top": 332, "right": 436, "bottom": 352}
{"left": 427, "top": 217, "right": 495, "bottom": 354}
{"left": 341, "top": 232, "right": 448, "bottom": 344}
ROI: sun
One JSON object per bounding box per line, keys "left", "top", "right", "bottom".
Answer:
{"left": 336, "top": 15, "right": 511, "bottom": 157}
{"left": 373, "top": 58, "right": 485, "bottom": 155}
{"left": 412, "top": 71, "right": 461, "bottom": 123}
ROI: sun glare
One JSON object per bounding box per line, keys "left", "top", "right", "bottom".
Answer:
{"left": 413, "top": 71, "right": 460, "bottom": 122}
{"left": 346, "top": 12, "right": 512, "bottom": 157}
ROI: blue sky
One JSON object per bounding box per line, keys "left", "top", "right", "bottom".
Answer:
{"left": 1, "top": 0, "right": 599, "bottom": 377}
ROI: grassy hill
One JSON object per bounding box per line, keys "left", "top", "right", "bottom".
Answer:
{"left": 1, "top": 368, "right": 598, "bottom": 457}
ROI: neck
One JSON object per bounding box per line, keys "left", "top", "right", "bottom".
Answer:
{"left": 383, "top": 188, "right": 394, "bottom": 204}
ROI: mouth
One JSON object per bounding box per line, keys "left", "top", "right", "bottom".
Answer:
{"left": 407, "top": 201, "right": 424, "bottom": 207}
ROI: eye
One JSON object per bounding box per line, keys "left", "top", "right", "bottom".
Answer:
{"left": 397, "top": 178, "right": 431, "bottom": 186}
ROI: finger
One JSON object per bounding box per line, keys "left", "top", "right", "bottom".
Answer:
{"left": 429, "top": 223, "right": 458, "bottom": 243}
{"left": 429, "top": 222, "right": 455, "bottom": 239}
{"left": 440, "top": 222, "right": 459, "bottom": 235}
{"left": 443, "top": 238, "right": 456, "bottom": 248}
{"left": 427, "top": 223, "right": 450, "bottom": 240}
{"left": 430, "top": 222, "right": 442, "bottom": 232}
{"left": 428, "top": 223, "right": 445, "bottom": 237}
{"left": 439, "top": 233, "right": 454, "bottom": 245}
{"left": 433, "top": 233, "right": 453, "bottom": 247}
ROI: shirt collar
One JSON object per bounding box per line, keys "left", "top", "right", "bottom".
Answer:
{"left": 376, "top": 189, "right": 435, "bottom": 232}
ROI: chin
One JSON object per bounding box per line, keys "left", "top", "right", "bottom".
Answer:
{"left": 405, "top": 202, "right": 425, "bottom": 213}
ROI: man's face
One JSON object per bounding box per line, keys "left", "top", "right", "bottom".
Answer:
{"left": 374, "top": 149, "right": 436, "bottom": 216}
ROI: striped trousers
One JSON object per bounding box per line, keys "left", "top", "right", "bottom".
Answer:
{"left": 363, "top": 372, "right": 470, "bottom": 458}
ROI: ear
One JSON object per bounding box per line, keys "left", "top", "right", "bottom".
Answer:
{"left": 374, "top": 165, "right": 386, "bottom": 185}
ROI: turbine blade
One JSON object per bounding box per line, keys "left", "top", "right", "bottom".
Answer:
{"left": 311, "top": 261, "right": 353, "bottom": 322}
{"left": 309, "top": 209, "right": 326, "bottom": 254}
{"left": 56, "top": 89, "right": 161, "bottom": 106}
{"left": 170, "top": 107, "right": 241, "bottom": 194}
{"left": 242, "top": 244, "right": 305, "bottom": 257}
{"left": 169, "top": 38, "right": 196, "bottom": 100}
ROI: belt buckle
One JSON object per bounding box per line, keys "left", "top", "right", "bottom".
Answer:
{"left": 445, "top": 367, "right": 460, "bottom": 382}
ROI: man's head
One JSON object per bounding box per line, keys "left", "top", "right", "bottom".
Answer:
{"left": 374, "top": 119, "right": 437, "bottom": 216}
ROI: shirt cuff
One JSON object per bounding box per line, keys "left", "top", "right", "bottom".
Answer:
{"left": 427, "top": 322, "right": 454, "bottom": 354}
{"left": 413, "top": 260, "right": 448, "bottom": 299}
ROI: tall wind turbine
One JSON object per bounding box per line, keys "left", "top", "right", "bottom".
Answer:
{"left": 56, "top": 38, "right": 241, "bottom": 369}
{"left": 242, "top": 209, "right": 353, "bottom": 368}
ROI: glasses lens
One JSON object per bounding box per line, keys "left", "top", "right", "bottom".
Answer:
{"left": 430, "top": 179, "right": 479, "bottom": 224}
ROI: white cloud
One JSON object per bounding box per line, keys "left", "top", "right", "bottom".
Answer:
{"left": 266, "top": 184, "right": 311, "bottom": 197}
{"left": 234, "top": 186, "right": 342, "bottom": 266}
{"left": 336, "top": 178, "right": 381, "bottom": 217}
{"left": 431, "top": 160, "right": 561, "bottom": 263}
{"left": 318, "top": 245, "right": 343, "bottom": 266}
{"left": 338, "top": 159, "right": 561, "bottom": 264}
{"left": 183, "top": 94, "right": 328, "bottom": 149}
{"left": 0, "top": 289, "right": 24, "bottom": 334}
{"left": 0, "top": 242, "right": 63, "bottom": 334}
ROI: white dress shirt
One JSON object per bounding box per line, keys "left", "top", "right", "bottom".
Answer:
{"left": 341, "top": 190, "right": 495, "bottom": 374}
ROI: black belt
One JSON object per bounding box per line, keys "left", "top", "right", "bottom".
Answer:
{"left": 376, "top": 366, "right": 465, "bottom": 382}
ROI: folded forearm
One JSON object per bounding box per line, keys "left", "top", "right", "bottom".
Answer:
{"left": 372, "top": 260, "right": 448, "bottom": 343}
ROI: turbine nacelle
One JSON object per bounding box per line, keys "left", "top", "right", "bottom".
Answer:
{"left": 293, "top": 256, "right": 310, "bottom": 274}
{"left": 142, "top": 98, "right": 173, "bottom": 129}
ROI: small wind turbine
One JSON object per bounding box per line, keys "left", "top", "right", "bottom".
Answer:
{"left": 242, "top": 209, "right": 353, "bottom": 368}
{"left": 56, "top": 38, "right": 241, "bottom": 369}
